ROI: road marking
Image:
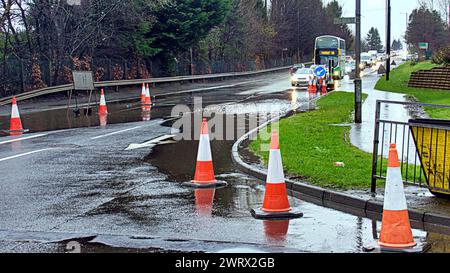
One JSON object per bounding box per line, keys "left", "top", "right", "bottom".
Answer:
{"left": 125, "top": 134, "right": 176, "bottom": 150}
{"left": 91, "top": 126, "right": 143, "bottom": 140}
{"left": 0, "top": 134, "right": 48, "bottom": 145}
{"left": 0, "top": 148, "right": 54, "bottom": 162}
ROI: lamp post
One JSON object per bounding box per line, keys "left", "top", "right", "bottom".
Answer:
{"left": 386, "top": 0, "right": 391, "bottom": 81}
{"left": 355, "top": 0, "right": 362, "bottom": 124}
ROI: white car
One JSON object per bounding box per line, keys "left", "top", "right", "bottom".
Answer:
{"left": 291, "top": 68, "right": 314, "bottom": 87}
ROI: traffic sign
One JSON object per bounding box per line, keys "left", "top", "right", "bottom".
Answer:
{"left": 314, "top": 66, "right": 327, "bottom": 78}
{"left": 72, "top": 71, "right": 94, "bottom": 90}
{"left": 334, "top": 17, "right": 356, "bottom": 25}
{"left": 419, "top": 42, "right": 429, "bottom": 50}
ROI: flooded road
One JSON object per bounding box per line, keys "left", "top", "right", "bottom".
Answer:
{"left": 0, "top": 71, "right": 449, "bottom": 253}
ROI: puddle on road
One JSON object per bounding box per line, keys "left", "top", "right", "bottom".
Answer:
{"left": 129, "top": 91, "right": 440, "bottom": 252}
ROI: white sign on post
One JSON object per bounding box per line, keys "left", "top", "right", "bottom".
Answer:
{"left": 72, "top": 71, "right": 94, "bottom": 90}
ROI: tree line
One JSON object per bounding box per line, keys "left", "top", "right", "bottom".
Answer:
{"left": 406, "top": 3, "right": 450, "bottom": 52}
{"left": 0, "top": 0, "right": 353, "bottom": 95}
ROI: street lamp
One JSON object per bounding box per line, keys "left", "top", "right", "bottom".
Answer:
{"left": 386, "top": 0, "right": 391, "bottom": 81}
{"left": 355, "top": 0, "right": 362, "bottom": 124}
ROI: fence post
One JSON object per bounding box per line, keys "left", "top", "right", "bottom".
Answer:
{"left": 371, "top": 100, "right": 382, "bottom": 194}
{"left": 123, "top": 59, "right": 128, "bottom": 80}
{"left": 20, "top": 58, "right": 25, "bottom": 92}
{"left": 108, "top": 59, "right": 112, "bottom": 81}
{"left": 48, "top": 59, "right": 53, "bottom": 86}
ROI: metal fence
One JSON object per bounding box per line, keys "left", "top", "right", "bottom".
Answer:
{"left": 371, "top": 100, "right": 450, "bottom": 195}
{"left": 0, "top": 56, "right": 295, "bottom": 97}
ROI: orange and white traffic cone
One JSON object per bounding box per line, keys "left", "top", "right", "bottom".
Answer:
{"left": 312, "top": 77, "right": 317, "bottom": 93}
{"left": 183, "top": 118, "right": 227, "bottom": 188}
{"left": 140, "top": 83, "right": 146, "bottom": 103}
{"left": 5, "top": 97, "right": 28, "bottom": 136}
{"left": 364, "top": 144, "right": 430, "bottom": 252}
{"left": 144, "top": 83, "right": 152, "bottom": 106}
{"left": 307, "top": 76, "right": 314, "bottom": 93}
{"left": 195, "top": 188, "right": 215, "bottom": 216}
{"left": 321, "top": 77, "right": 327, "bottom": 95}
{"left": 99, "top": 89, "right": 108, "bottom": 115}
{"left": 251, "top": 130, "right": 303, "bottom": 219}
{"left": 379, "top": 144, "right": 416, "bottom": 248}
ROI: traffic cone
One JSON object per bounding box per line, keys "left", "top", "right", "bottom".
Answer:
{"left": 312, "top": 77, "right": 317, "bottom": 93}
{"left": 183, "top": 118, "right": 227, "bottom": 188}
{"left": 140, "top": 83, "right": 146, "bottom": 103}
{"left": 307, "top": 76, "right": 314, "bottom": 93}
{"left": 98, "top": 89, "right": 108, "bottom": 115}
{"left": 378, "top": 144, "right": 416, "bottom": 249}
{"left": 144, "top": 83, "right": 152, "bottom": 106}
{"left": 321, "top": 77, "right": 327, "bottom": 95}
{"left": 195, "top": 188, "right": 215, "bottom": 216}
{"left": 6, "top": 97, "right": 28, "bottom": 136}
{"left": 251, "top": 130, "right": 303, "bottom": 220}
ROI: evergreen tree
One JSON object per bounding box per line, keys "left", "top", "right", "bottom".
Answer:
{"left": 365, "top": 27, "right": 383, "bottom": 52}
{"left": 391, "top": 39, "right": 403, "bottom": 51}
{"left": 406, "top": 6, "right": 449, "bottom": 51}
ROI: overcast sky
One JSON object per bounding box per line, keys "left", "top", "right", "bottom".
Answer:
{"left": 324, "top": 0, "right": 422, "bottom": 46}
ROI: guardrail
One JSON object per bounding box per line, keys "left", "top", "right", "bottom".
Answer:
{"left": 371, "top": 100, "right": 450, "bottom": 197}
{"left": 0, "top": 65, "right": 298, "bottom": 106}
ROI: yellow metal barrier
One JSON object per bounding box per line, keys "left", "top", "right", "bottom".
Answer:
{"left": 410, "top": 119, "right": 450, "bottom": 196}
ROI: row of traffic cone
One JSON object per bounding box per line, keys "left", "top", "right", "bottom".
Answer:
{"left": 189, "top": 117, "right": 422, "bottom": 252}
{"left": 308, "top": 76, "right": 327, "bottom": 95}
{"left": 4, "top": 83, "right": 154, "bottom": 136}
{"left": 141, "top": 83, "right": 153, "bottom": 106}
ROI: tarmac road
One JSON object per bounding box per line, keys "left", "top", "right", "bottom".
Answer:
{"left": 0, "top": 70, "right": 445, "bottom": 253}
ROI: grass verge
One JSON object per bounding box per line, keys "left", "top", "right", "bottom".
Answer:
{"left": 250, "top": 92, "right": 373, "bottom": 189}
{"left": 374, "top": 61, "right": 450, "bottom": 119}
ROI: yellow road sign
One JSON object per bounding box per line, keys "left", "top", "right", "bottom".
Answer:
{"left": 410, "top": 119, "right": 450, "bottom": 195}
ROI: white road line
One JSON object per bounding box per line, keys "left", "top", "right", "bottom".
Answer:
{"left": 0, "top": 134, "right": 47, "bottom": 145}
{"left": 91, "top": 126, "right": 143, "bottom": 140}
{"left": 0, "top": 148, "right": 54, "bottom": 162}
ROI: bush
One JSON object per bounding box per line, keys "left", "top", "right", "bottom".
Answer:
{"left": 432, "top": 45, "right": 450, "bottom": 65}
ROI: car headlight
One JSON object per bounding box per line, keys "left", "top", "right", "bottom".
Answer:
{"left": 333, "top": 71, "right": 339, "bottom": 76}
{"left": 359, "top": 63, "right": 365, "bottom": 69}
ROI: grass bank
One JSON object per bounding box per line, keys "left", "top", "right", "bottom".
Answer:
{"left": 250, "top": 92, "right": 373, "bottom": 190}
{"left": 375, "top": 61, "right": 450, "bottom": 119}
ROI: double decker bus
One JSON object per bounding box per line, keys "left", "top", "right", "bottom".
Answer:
{"left": 314, "top": 35, "right": 346, "bottom": 80}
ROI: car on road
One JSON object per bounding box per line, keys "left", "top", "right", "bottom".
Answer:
{"left": 345, "top": 60, "right": 355, "bottom": 73}
{"left": 289, "top": 63, "right": 306, "bottom": 75}
{"left": 360, "top": 53, "right": 372, "bottom": 69}
{"left": 345, "top": 56, "right": 354, "bottom": 62}
{"left": 291, "top": 68, "right": 313, "bottom": 87}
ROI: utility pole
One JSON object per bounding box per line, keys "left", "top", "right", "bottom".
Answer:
{"left": 401, "top": 12, "right": 408, "bottom": 30}
{"left": 401, "top": 12, "right": 408, "bottom": 50}
{"left": 355, "top": 0, "right": 362, "bottom": 124}
{"left": 386, "top": 0, "right": 391, "bottom": 81}
{"left": 297, "top": 10, "right": 300, "bottom": 62}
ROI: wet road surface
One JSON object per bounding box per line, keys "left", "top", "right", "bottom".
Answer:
{"left": 0, "top": 71, "right": 449, "bottom": 253}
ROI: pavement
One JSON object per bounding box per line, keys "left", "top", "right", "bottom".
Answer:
{"left": 0, "top": 69, "right": 449, "bottom": 253}
{"left": 334, "top": 62, "right": 450, "bottom": 219}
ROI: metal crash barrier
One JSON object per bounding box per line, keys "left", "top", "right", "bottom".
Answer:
{"left": 371, "top": 100, "right": 450, "bottom": 197}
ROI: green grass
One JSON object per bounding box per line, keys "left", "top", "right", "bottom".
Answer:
{"left": 375, "top": 61, "right": 450, "bottom": 119}
{"left": 250, "top": 92, "right": 374, "bottom": 189}
{"left": 250, "top": 92, "right": 423, "bottom": 190}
